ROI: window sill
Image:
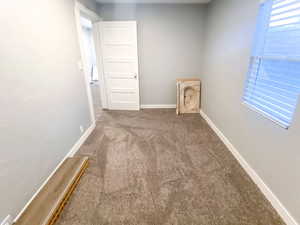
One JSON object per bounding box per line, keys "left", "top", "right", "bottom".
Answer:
{"left": 242, "top": 101, "right": 289, "bottom": 130}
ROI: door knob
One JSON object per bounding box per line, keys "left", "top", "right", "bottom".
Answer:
{"left": 133, "top": 73, "right": 137, "bottom": 79}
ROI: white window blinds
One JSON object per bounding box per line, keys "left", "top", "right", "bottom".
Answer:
{"left": 244, "top": 0, "right": 300, "bottom": 128}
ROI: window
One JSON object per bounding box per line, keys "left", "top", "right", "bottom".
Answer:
{"left": 243, "top": 0, "right": 300, "bottom": 128}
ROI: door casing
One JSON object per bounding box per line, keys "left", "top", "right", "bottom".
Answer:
{"left": 74, "top": 1, "right": 104, "bottom": 123}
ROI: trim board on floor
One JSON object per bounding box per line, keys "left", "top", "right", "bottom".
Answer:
{"left": 12, "top": 122, "right": 96, "bottom": 223}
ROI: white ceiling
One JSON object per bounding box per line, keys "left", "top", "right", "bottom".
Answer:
{"left": 96, "top": 0, "right": 211, "bottom": 4}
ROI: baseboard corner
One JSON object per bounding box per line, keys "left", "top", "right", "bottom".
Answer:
{"left": 141, "top": 104, "right": 176, "bottom": 109}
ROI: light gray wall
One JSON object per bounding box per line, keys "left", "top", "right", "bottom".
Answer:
{"left": 203, "top": 0, "right": 300, "bottom": 222}
{"left": 0, "top": 0, "right": 97, "bottom": 221}
{"left": 79, "top": 0, "right": 98, "bottom": 11}
{"left": 98, "top": 4, "right": 205, "bottom": 105}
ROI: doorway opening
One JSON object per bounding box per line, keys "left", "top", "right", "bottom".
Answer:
{"left": 75, "top": 2, "right": 140, "bottom": 116}
{"left": 75, "top": 2, "right": 107, "bottom": 124}
{"left": 80, "top": 16, "right": 102, "bottom": 117}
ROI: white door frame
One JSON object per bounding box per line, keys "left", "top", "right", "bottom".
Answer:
{"left": 74, "top": 1, "right": 107, "bottom": 124}
{"left": 93, "top": 23, "right": 109, "bottom": 109}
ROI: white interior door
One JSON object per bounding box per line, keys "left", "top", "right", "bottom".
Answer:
{"left": 97, "top": 21, "right": 140, "bottom": 110}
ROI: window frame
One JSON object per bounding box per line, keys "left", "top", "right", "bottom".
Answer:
{"left": 242, "top": 0, "right": 300, "bottom": 129}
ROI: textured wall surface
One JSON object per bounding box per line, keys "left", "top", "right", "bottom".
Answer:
{"left": 0, "top": 0, "right": 97, "bottom": 221}
{"left": 98, "top": 4, "right": 205, "bottom": 105}
{"left": 202, "top": 0, "right": 300, "bottom": 222}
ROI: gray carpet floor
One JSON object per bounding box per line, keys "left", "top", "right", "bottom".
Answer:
{"left": 56, "top": 109, "right": 285, "bottom": 225}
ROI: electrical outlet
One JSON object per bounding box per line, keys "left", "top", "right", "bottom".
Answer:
{"left": 80, "top": 126, "right": 84, "bottom": 133}
{"left": 1, "top": 215, "right": 13, "bottom": 225}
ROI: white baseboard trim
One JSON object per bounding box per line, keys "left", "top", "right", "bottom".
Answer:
{"left": 141, "top": 104, "right": 176, "bottom": 109}
{"left": 1, "top": 215, "right": 12, "bottom": 225}
{"left": 68, "top": 123, "right": 96, "bottom": 157}
{"left": 13, "top": 122, "right": 96, "bottom": 223}
{"left": 200, "top": 110, "right": 298, "bottom": 225}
